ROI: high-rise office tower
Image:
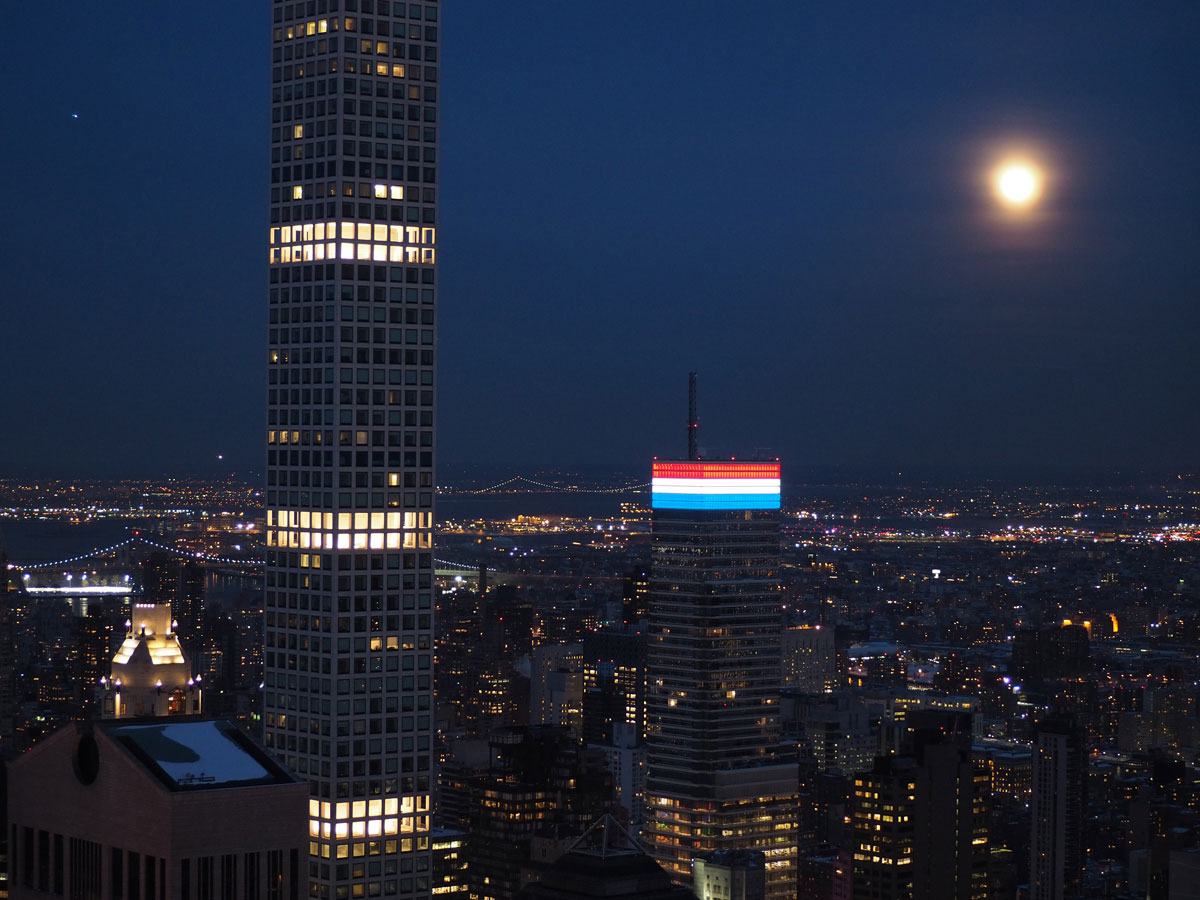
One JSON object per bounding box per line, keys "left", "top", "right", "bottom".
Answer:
{"left": 1030, "top": 715, "right": 1086, "bottom": 900}
{"left": 644, "top": 459, "right": 798, "bottom": 900}
{"left": 851, "top": 714, "right": 989, "bottom": 900}
{"left": 263, "top": 4, "right": 440, "bottom": 899}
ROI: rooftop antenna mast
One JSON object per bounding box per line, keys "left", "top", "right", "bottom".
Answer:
{"left": 687, "top": 372, "right": 699, "bottom": 461}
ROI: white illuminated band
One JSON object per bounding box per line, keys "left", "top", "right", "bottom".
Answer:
{"left": 651, "top": 477, "right": 781, "bottom": 495}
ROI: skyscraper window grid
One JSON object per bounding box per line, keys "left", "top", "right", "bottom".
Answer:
{"left": 263, "top": 3, "right": 439, "bottom": 899}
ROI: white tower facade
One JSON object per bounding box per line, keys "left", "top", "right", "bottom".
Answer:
{"left": 100, "top": 601, "right": 202, "bottom": 718}
{"left": 264, "top": 3, "right": 440, "bottom": 898}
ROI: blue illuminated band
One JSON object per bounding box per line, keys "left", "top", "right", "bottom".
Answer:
{"left": 651, "top": 492, "right": 781, "bottom": 510}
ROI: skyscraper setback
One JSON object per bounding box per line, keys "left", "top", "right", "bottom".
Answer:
{"left": 644, "top": 459, "right": 798, "bottom": 900}
{"left": 263, "top": 4, "right": 440, "bottom": 900}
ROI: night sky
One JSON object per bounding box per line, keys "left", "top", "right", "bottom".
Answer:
{"left": 4, "top": 2, "right": 1199, "bottom": 477}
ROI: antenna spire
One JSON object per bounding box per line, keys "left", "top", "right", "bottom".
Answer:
{"left": 687, "top": 372, "right": 699, "bottom": 460}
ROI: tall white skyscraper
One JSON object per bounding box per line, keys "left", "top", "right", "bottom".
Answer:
{"left": 263, "top": 3, "right": 440, "bottom": 898}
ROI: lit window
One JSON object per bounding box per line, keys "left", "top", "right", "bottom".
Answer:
{"left": 374, "top": 184, "right": 388, "bottom": 199}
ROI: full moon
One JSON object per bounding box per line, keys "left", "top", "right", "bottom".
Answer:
{"left": 993, "top": 162, "right": 1041, "bottom": 207}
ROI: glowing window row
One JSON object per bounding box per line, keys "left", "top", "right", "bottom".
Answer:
{"left": 268, "top": 431, "right": 323, "bottom": 445}
{"left": 268, "top": 530, "right": 432, "bottom": 550}
{"left": 272, "top": 244, "right": 435, "bottom": 264}
{"left": 272, "top": 222, "right": 433, "bottom": 245}
{"left": 309, "top": 797, "right": 430, "bottom": 819}
{"left": 279, "top": 19, "right": 338, "bottom": 40}
{"left": 289, "top": 182, "right": 404, "bottom": 199}
{"left": 308, "top": 816, "right": 429, "bottom": 839}
{"left": 269, "top": 510, "right": 432, "bottom": 530}
{"left": 270, "top": 221, "right": 435, "bottom": 265}
{"left": 308, "top": 837, "right": 428, "bottom": 860}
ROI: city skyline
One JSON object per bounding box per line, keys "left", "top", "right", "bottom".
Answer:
{"left": 5, "top": 3, "right": 1200, "bottom": 476}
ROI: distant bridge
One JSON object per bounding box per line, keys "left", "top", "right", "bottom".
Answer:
{"left": 443, "top": 475, "right": 649, "bottom": 495}
{"left": 10, "top": 536, "right": 486, "bottom": 580}
{"left": 9, "top": 535, "right": 263, "bottom": 572}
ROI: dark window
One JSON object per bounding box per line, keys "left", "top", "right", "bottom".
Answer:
{"left": 144, "top": 854, "right": 156, "bottom": 900}
{"left": 22, "top": 826, "right": 34, "bottom": 888}
{"left": 38, "top": 830, "right": 50, "bottom": 892}
{"left": 198, "top": 856, "right": 214, "bottom": 900}
{"left": 268, "top": 850, "right": 283, "bottom": 900}
{"left": 68, "top": 837, "right": 102, "bottom": 900}
{"left": 244, "top": 852, "right": 261, "bottom": 900}
{"left": 110, "top": 847, "right": 123, "bottom": 898}
{"left": 128, "top": 851, "right": 141, "bottom": 900}
{"left": 54, "top": 833, "right": 64, "bottom": 895}
{"left": 221, "top": 855, "right": 236, "bottom": 900}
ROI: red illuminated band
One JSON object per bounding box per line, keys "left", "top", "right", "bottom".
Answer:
{"left": 652, "top": 462, "right": 781, "bottom": 480}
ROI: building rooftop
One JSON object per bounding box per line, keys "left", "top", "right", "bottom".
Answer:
{"left": 103, "top": 718, "right": 297, "bottom": 791}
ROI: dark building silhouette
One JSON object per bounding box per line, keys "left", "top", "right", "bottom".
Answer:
{"left": 179, "top": 559, "right": 205, "bottom": 658}
{"left": 514, "top": 817, "right": 692, "bottom": 900}
{"left": 1030, "top": 714, "right": 1087, "bottom": 900}
{"left": 436, "top": 583, "right": 483, "bottom": 737}
{"left": 1011, "top": 625, "right": 1089, "bottom": 686}
{"left": 444, "top": 726, "right": 614, "bottom": 900}
{"left": 621, "top": 567, "right": 650, "bottom": 625}
{"left": 0, "top": 535, "right": 16, "bottom": 748}
{"left": 72, "top": 597, "right": 124, "bottom": 718}
{"left": 445, "top": 585, "right": 536, "bottom": 738}
{"left": 141, "top": 551, "right": 180, "bottom": 609}
{"left": 582, "top": 627, "right": 646, "bottom": 745}
{"left": 851, "top": 713, "right": 989, "bottom": 900}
